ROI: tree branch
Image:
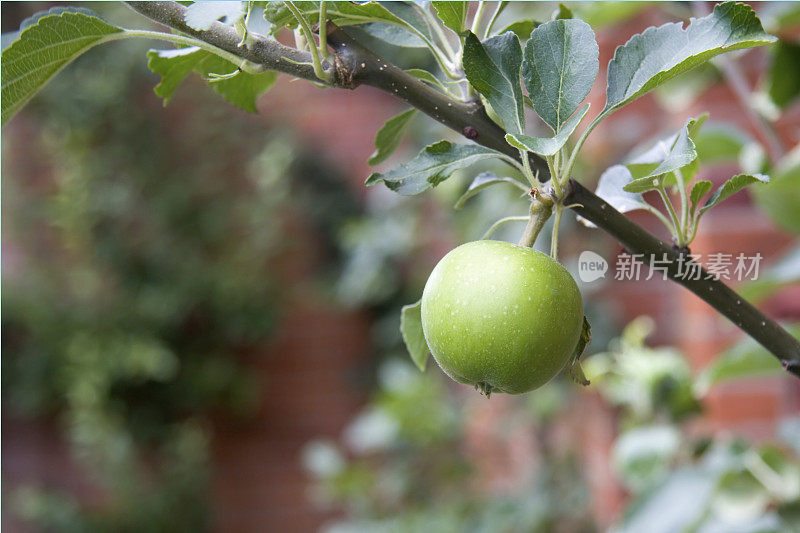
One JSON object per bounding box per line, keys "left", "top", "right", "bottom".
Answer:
{"left": 123, "top": 1, "right": 800, "bottom": 377}
{"left": 565, "top": 180, "right": 799, "bottom": 376}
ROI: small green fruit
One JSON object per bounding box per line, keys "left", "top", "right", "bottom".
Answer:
{"left": 421, "top": 240, "right": 583, "bottom": 395}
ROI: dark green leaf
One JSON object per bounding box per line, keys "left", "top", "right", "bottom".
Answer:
{"left": 778, "top": 501, "right": 800, "bottom": 532}
{"left": 366, "top": 141, "right": 504, "bottom": 195}
{"left": 463, "top": 31, "right": 525, "bottom": 134}
{"left": 184, "top": 1, "right": 244, "bottom": 31}
{"left": 368, "top": 108, "right": 417, "bottom": 166}
{"left": 698, "top": 173, "right": 770, "bottom": 216}
{"left": 505, "top": 104, "right": 589, "bottom": 156}
{"left": 147, "top": 47, "right": 277, "bottom": 112}
{"left": 1, "top": 9, "right": 124, "bottom": 125}
{"left": 454, "top": 172, "right": 528, "bottom": 209}
{"left": 522, "top": 19, "right": 598, "bottom": 132}
{"left": 499, "top": 19, "right": 539, "bottom": 40}
{"left": 400, "top": 300, "right": 429, "bottom": 371}
{"left": 768, "top": 39, "right": 800, "bottom": 108}
{"left": 604, "top": 2, "right": 776, "bottom": 117}
{"left": 432, "top": 1, "right": 467, "bottom": 34}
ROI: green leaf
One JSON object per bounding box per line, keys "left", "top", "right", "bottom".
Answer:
{"left": 694, "top": 326, "right": 798, "bottom": 396}
{"left": 694, "top": 124, "right": 749, "bottom": 165}
{"left": 769, "top": 39, "right": 800, "bottom": 108}
{"left": 454, "top": 172, "right": 528, "bottom": 209}
{"left": 184, "top": 1, "right": 244, "bottom": 31}
{"left": 567, "top": 316, "right": 592, "bottom": 386}
{"left": 698, "top": 173, "right": 770, "bottom": 217}
{"left": 499, "top": 19, "right": 540, "bottom": 40}
{"left": 753, "top": 156, "right": 800, "bottom": 234}
{"left": 604, "top": 2, "right": 776, "bottom": 117}
{"left": 616, "top": 469, "right": 718, "bottom": 533}
{"left": 522, "top": 18, "right": 598, "bottom": 132}
{"left": 359, "top": 22, "right": 426, "bottom": 48}
{"left": 581, "top": 165, "right": 651, "bottom": 228}
{"left": 712, "top": 469, "right": 770, "bottom": 522}
{"left": 739, "top": 245, "right": 800, "bottom": 304}
{"left": 264, "top": 1, "right": 434, "bottom": 43}
{"left": 1, "top": 8, "right": 124, "bottom": 125}
{"left": 553, "top": 3, "right": 574, "bottom": 20}
{"left": 623, "top": 120, "right": 698, "bottom": 193}
{"left": 367, "top": 108, "right": 417, "bottom": 166}
{"left": 405, "top": 68, "right": 452, "bottom": 92}
{"left": 432, "top": 1, "right": 467, "bottom": 34}
{"left": 365, "top": 141, "right": 504, "bottom": 195}
{"left": 505, "top": 104, "right": 589, "bottom": 156}
{"left": 400, "top": 300, "right": 429, "bottom": 371}
{"left": 147, "top": 47, "right": 277, "bottom": 112}
{"left": 574, "top": 1, "right": 648, "bottom": 28}
{"left": 463, "top": 31, "right": 525, "bottom": 134}
{"left": 689, "top": 180, "right": 713, "bottom": 214}
{"left": 625, "top": 115, "right": 706, "bottom": 184}
{"left": 613, "top": 425, "right": 681, "bottom": 492}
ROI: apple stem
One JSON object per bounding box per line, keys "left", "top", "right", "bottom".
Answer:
{"left": 518, "top": 193, "right": 553, "bottom": 248}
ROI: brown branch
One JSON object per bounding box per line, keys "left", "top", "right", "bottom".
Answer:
{"left": 124, "top": 1, "right": 800, "bottom": 377}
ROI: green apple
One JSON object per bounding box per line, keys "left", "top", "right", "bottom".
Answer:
{"left": 421, "top": 240, "right": 583, "bottom": 395}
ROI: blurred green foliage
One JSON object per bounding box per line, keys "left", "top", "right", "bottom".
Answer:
{"left": 1, "top": 6, "right": 358, "bottom": 527}
{"left": 306, "top": 318, "right": 800, "bottom": 532}
{"left": 303, "top": 361, "right": 594, "bottom": 532}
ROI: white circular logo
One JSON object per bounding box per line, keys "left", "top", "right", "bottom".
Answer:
{"left": 578, "top": 250, "right": 608, "bottom": 283}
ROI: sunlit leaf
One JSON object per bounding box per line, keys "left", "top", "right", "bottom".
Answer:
{"left": 522, "top": 18, "right": 598, "bottom": 132}
{"left": 689, "top": 180, "right": 713, "bottom": 214}
{"left": 604, "top": 2, "right": 775, "bottom": 117}
{"left": 432, "top": 1, "right": 467, "bottom": 34}
{"left": 1, "top": 8, "right": 124, "bottom": 125}
{"left": 698, "top": 173, "right": 770, "bottom": 217}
